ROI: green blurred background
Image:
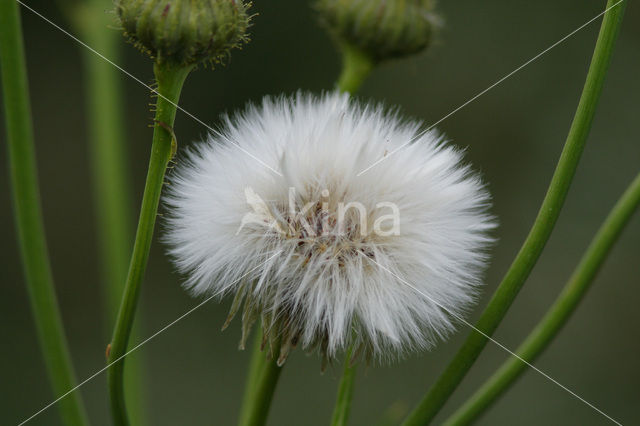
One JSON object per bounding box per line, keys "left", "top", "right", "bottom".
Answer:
{"left": 1, "top": 0, "right": 639, "bottom": 425}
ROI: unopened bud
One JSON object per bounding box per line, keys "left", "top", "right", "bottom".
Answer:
{"left": 316, "top": 0, "right": 438, "bottom": 62}
{"left": 116, "top": 0, "right": 251, "bottom": 66}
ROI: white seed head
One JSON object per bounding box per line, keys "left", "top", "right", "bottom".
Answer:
{"left": 164, "top": 92, "right": 495, "bottom": 364}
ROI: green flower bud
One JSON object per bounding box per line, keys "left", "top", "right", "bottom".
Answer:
{"left": 316, "top": 0, "right": 438, "bottom": 62}
{"left": 116, "top": 0, "right": 251, "bottom": 66}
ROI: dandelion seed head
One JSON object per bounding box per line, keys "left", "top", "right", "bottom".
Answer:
{"left": 164, "top": 92, "right": 495, "bottom": 364}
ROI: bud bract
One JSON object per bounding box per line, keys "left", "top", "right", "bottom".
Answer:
{"left": 116, "top": 0, "right": 251, "bottom": 66}
{"left": 316, "top": 0, "right": 438, "bottom": 62}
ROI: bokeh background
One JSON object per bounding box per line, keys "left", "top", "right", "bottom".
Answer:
{"left": 1, "top": 0, "right": 639, "bottom": 425}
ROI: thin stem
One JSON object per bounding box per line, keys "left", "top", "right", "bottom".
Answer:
{"left": 239, "top": 343, "right": 284, "bottom": 426}
{"left": 236, "top": 36, "right": 372, "bottom": 426}
{"left": 0, "top": 2, "right": 89, "bottom": 425}
{"left": 337, "top": 43, "right": 374, "bottom": 93}
{"left": 71, "top": 0, "right": 146, "bottom": 423}
{"left": 107, "top": 62, "right": 192, "bottom": 426}
{"left": 238, "top": 330, "right": 268, "bottom": 425}
{"left": 330, "top": 347, "right": 357, "bottom": 426}
{"left": 444, "top": 171, "right": 640, "bottom": 426}
{"left": 330, "top": 48, "right": 371, "bottom": 422}
{"left": 402, "top": 1, "right": 626, "bottom": 424}
{"left": 236, "top": 37, "right": 371, "bottom": 426}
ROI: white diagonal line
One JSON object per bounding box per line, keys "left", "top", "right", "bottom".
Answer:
{"left": 13, "top": 0, "right": 624, "bottom": 424}
{"left": 17, "top": 250, "right": 283, "bottom": 425}
{"left": 357, "top": 0, "right": 624, "bottom": 176}
{"left": 364, "top": 255, "right": 621, "bottom": 425}
{"left": 15, "top": 0, "right": 283, "bottom": 177}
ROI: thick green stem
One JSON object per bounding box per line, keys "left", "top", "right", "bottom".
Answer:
{"left": 444, "top": 171, "right": 640, "bottom": 426}
{"left": 337, "top": 43, "right": 374, "bottom": 93}
{"left": 402, "top": 2, "right": 626, "bottom": 425}
{"left": 238, "top": 330, "right": 268, "bottom": 425}
{"left": 71, "top": 1, "right": 146, "bottom": 423}
{"left": 239, "top": 343, "right": 284, "bottom": 426}
{"left": 107, "top": 62, "right": 192, "bottom": 426}
{"left": 75, "top": 0, "right": 133, "bottom": 339}
{"left": 0, "top": 2, "right": 89, "bottom": 425}
{"left": 330, "top": 347, "right": 357, "bottom": 426}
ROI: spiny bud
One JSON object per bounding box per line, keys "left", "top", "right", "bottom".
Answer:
{"left": 116, "top": 0, "right": 251, "bottom": 67}
{"left": 316, "top": 0, "right": 438, "bottom": 63}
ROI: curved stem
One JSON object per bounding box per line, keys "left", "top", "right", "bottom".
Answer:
{"left": 238, "top": 329, "right": 267, "bottom": 425}
{"left": 330, "top": 346, "right": 357, "bottom": 426}
{"left": 239, "top": 342, "right": 284, "bottom": 426}
{"left": 0, "top": 2, "right": 89, "bottom": 425}
{"left": 337, "top": 42, "right": 374, "bottom": 93}
{"left": 107, "top": 62, "right": 192, "bottom": 426}
{"left": 444, "top": 171, "right": 640, "bottom": 426}
{"left": 402, "top": 1, "right": 626, "bottom": 424}
{"left": 71, "top": 0, "right": 147, "bottom": 423}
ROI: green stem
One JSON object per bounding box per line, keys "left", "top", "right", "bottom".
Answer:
{"left": 236, "top": 35, "right": 372, "bottom": 426}
{"left": 107, "top": 62, "right": 192, "bottom": 426}
{"left": 75, "top": 0, "right": 133, "bottom": 341}
{"left": 337, "top": 43, "right": 374, "bottom": 93}
{"left": 239, "top": 344, "right": 284, "bottom": 426}
{"left": 444, "top": 171, "right": 640, "bottom": 426}
{"left": 0, "top": 2, "right": 89, "bottom": 425}
{"left": 71, "top": 1, "right": 147, "bottom": 423}
{"left": 330, "top": 347, "right": 357, "bottom": 426}
{"left": 402, "top": 1, "right": 626, "bottom": 425}
{"left": 331, "top": 47, "right": 371, "bottom": 422}
{"left": 238, "top": 330, "right": 268, "bottom": 425}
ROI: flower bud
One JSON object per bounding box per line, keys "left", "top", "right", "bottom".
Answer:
{"left": 316, "top": 0, "right": 438, "bottom": 62}
{"left": 116, "top": 0, "right": 251, "bottom": 66}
